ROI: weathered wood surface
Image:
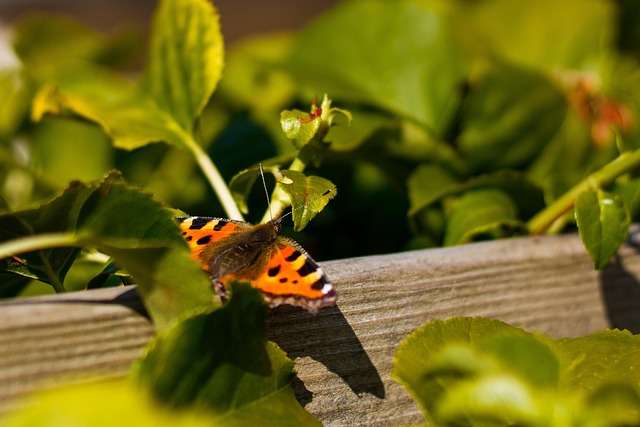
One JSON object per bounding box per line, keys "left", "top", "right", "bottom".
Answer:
{"left": 2, "top": 233, "right": 640, "bottom": 425}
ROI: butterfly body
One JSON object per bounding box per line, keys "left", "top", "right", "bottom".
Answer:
{"left": 177, "top": 216, "right": 336, "bottom": 313}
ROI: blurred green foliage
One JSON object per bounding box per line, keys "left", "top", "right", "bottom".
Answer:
{"left": 2, "top": 0, "right": 640, "bottom": 292}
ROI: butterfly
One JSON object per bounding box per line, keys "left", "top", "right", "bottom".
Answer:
{"left": 177, "top": 215, "right": 336, "bottom": 313}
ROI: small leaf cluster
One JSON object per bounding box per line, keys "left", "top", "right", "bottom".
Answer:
{"left": 394, "top": 317, "right": 640, "bottom": 426}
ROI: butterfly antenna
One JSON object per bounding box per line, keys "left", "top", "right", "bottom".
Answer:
{"left": 259, "top": 164, "right": 273, "bottom": 222}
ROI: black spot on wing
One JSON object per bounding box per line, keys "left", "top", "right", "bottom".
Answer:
{"left": 196, "top": 235, "right": 212, "bottom": 245}
{"left": 213, "top": 220, "right": 228, "bottom": 231}
{"left": 189, "top": 217, "right": 209, "bottom": 230}
{"left": 185, "top": 235, "right": 192, "bottom": 242}
{"left": 297, "top": 258, "right": 317, "bottom": 277}
{"left": 310, "top": 279, "right": 324, "bottom": 291}
{"left": 285, "top": 250, "right": 302, "bottom": 262}
{"left": 268, "top": 265, "right": 281, "bottom": 277}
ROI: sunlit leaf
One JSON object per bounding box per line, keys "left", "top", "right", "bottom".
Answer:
{"left": 31, "top": 0, "right": 224, "bottom": 152}
{"left": 4, "top": 381, "right": 214, "bottom": 427}
{"left": 580, "top": 384, "right": 640, "bottom": 426}
{"left": 280, "top": 109, "right": 321, "bottom": 150}
{"left": 558, "top": 329, "right": 640, "bottom": 394}
{"left": 393, "top": 317, "right": 523, "bottom": 420}
{"left": 575, "top": 188, "right": 630, "bottom": 269}
{"left": 455, "top": 0, "right": 614, "bottom": 70}
{"left": 32, "top": 75, "right": 194, "bottom": 151}
{"left": 141, "top": 0, "right": 224, "bottom": 131}
{"left": 394, "top": 317, "right": 640, "bottom": 426}
{"left": 277, "top": 170, "right": 336, "bottom": 231}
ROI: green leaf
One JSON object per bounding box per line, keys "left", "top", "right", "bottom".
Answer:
{"left": 289, "top": 0, "right": 468, "bottom": 134}
{"left": 277, "top": 170, "right": 336, "bottom": 231}
{"left": 72, "top": 174, "right": 215, "bottom": 329}
{"left": 394, "top": 317, "right": 640, "bottom": 426}
{"left": 433, "top": 373, "right": 543, "bottom": 426}
{"left": 325, "top": 108, "right": 392, "bottom": 152}
{"left": 455, "top": 0, "right": 614, "bottom": 70}
{"left": 0, "top": 70, "right": 29, "bottom": 140}
{"left": 3, "top": 381, "right": 214, "bottom": 427}
{"left": 558, "top": 329, "right": 640, "bottom": 394}
{"left": 280, "top": 109, "right": 321, "bottom": 150}
{"left": 31, "top": 0, "right": 224, "bottom": 152}
{"left": 0, "top": 179, "right": 94, "bottom": 289}
{"left": 132, "top": 282, "right": 320, "bottom": 426}
{"left": 393, "top": 317, "right": 524, "bottom": 420}
{"left": 32, "top": 74, "right": 195, "bottom": 151}
{"left": 408, "top": 166, "right": 545, "bottom": 220}
{"left": 457, "top": 63, "right": 567, "bottom": 172}
{"left": 581, "top": 384, "right": 640, "bottom": 426}
{"left": 219, "top": 33, "right": 296, "bottom": 113}
{"left": 0, "top": 172, "right": 213, "bottom": 329}
{"left": 407, "top": 164, "right": 459, "bottom": 214}
{"left": 228, "top": 158, "right": 293, "bottom": 215}
{"left": 479, "top": 334, "right": 560, "bottom": 389}
{"left": 13, "top": 13, "right": 138, "bottom": 71}
{"left": 575, "top": 188, "right": 630, "bottom": 269}
{"left": 443, "top": 188, "right": 527, "bottom": 246}
{"left": 30, "top": 118, "right": 112, "bottom": 189}
{"left": 141, "top": 0, "right": 224, "bottom": 131}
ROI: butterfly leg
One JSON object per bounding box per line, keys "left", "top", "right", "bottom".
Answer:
{"left": 212, "top": 279, "right": 229, "bottom": 301}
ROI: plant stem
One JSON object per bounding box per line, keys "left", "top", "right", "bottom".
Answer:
{"left": 0, "top": 233, "right": 78, "bottom": 260}
{"left": 0, "top": 232, "right": 79, "bottom": 293}
{"left": 260, "top": 97, "right": 333, "bottom": 224}
{"left": 184, "top": 137, "right": 244, "bottom": 221}
{"left": 527, "top": 149, "right": 640, "bottom": 234}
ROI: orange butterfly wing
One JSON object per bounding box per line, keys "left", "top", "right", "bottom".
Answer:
{"left": 177, "top": 217, "right": 246, "bottom": 269}
{"left": 177, "top": 216, "right": 336, "bottom": 313}
{"left": 239, "top": 237, "right": 335, "bottom": 313}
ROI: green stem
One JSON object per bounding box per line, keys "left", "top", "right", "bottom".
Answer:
{"left": 260, "top": 97, "right": 333, "bottom": 224}
{"left": 0, "top": 232, "right": 79, "bottom": 293}
{"left": 183, "top": 137, "right": 244, "bottom": 221}
{"left": 527, "top": 150, "right": 640, "bottom": 234}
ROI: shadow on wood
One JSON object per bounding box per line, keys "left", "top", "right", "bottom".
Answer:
{"left": 600, "top": 253, "right": 640, "bottom": 334}
{"left": 268, "top": 304, "right": 385, "bottom": 403}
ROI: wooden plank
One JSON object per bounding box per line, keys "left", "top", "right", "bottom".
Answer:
{"left": 1, "top": 233, "right": 640, "bottom": 425}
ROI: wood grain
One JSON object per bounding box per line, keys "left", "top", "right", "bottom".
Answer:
{"left": 2, "top": 233, "right": 640, "bottom": 425}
